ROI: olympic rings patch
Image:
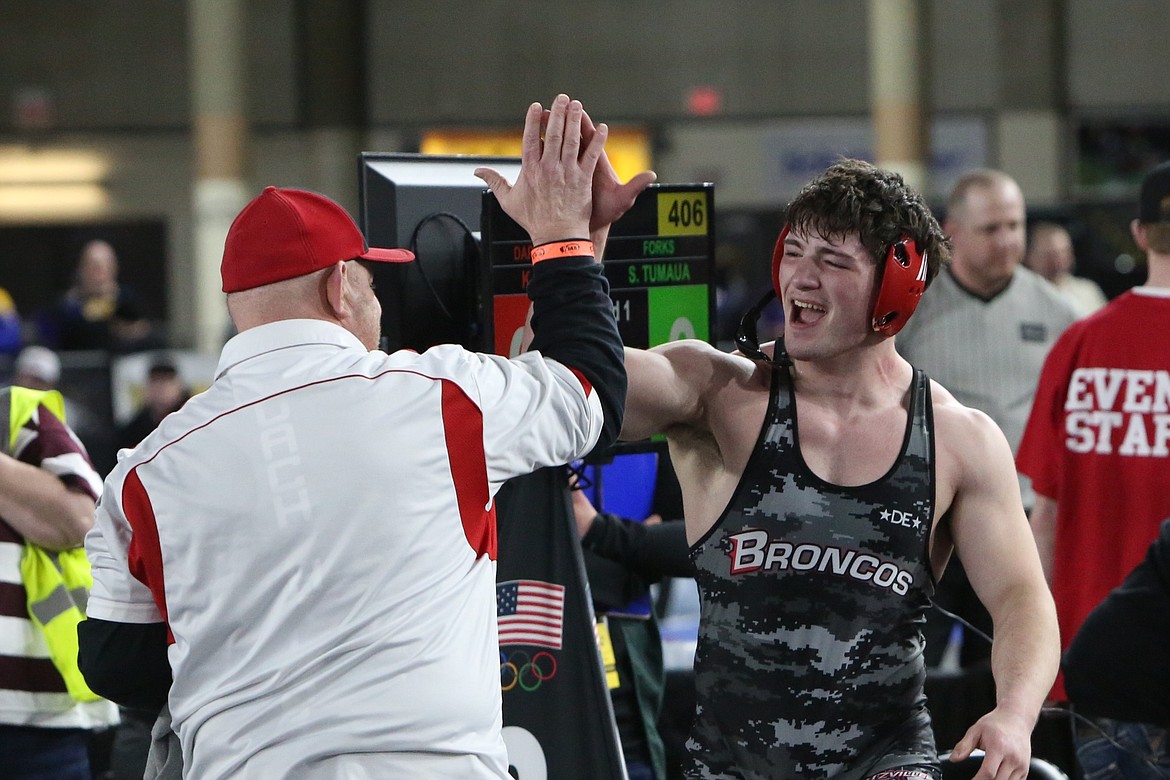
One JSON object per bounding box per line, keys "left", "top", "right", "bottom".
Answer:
{"left": 500, "top": 650, "right": 558, "bottom": 692}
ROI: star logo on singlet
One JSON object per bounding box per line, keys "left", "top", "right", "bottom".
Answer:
{"left": 879, "top": 508, "right": 922, "bottom": 529}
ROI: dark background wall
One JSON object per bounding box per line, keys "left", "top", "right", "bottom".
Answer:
{"left": 5, "top": 1, "right": 1169, "bottom": 133}
{"left": 1, "top": 0, "right": 1169, "bottom": 346}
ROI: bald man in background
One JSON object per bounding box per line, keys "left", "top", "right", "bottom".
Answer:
{"left": 1022, "top": 221, "right": 1107, "bottom": 318}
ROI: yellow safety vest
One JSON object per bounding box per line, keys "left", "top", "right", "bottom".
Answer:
{"left": 4, "top": 386, "right": 101, "bottom": 702}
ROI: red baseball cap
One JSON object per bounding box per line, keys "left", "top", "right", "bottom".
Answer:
{"left": 221, "top": 186, "right": 414, "bottom": 293}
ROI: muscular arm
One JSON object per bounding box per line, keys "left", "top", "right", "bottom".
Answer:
{"left": 622, "top": 342, "right": 768, "bottom": 542}
{"left": 940, "top": 405, "right": 1060, "bottom": 779}
{"left": 621, "top": 340, "right": 726, "bottom": 442}
{"left": 0, "top": 450, "right": 95, "bottom": 549}
{"left": 1028, "top": 494, "right": 1058, "bottom": 585}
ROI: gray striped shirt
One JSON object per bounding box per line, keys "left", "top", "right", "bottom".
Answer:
{"left": 895, "top": 265, "right": 1077, "bottom": 507}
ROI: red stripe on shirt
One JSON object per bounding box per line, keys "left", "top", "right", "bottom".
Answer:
{"left": 567, "top": 367, "right": 593, "bottom": 397}
{"left": 122, "top": 468, "right": 173, "bottom": 643}
{"left": 127, "top": 369, "right": 501, "bottom": 562}
{"left": 440, "top": 380, "right": 496, "bottom": 560}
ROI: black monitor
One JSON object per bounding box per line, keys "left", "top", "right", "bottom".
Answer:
{"left": 358, "top": 155, "right": 718, "bottom": 455}
{"left": 357, "top": 152, "right": 522, "bottom": 353}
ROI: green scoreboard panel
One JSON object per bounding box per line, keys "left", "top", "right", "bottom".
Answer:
{"left": 481, "top": 183, "right": 715, "bottom": 359}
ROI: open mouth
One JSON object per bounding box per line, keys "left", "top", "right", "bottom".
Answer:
{"left": 791, "top": 299, "right": 827, "bottom": 325}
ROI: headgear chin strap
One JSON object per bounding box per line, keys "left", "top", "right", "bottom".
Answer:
{"left": 770, "top": 225, "right": 928, "bottom": 338}
{"left": 735, "top": 288, "right": 792, "bottom": 367}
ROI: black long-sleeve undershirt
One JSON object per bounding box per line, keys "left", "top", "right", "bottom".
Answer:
{"left": 77, "top": 618, "right": 171, "bottom": 710}
{"left": 526, "top": 254, "right": 626, "bottom": 454}
{"left": 582, "top": 512, "right": 695, "bottom": 582}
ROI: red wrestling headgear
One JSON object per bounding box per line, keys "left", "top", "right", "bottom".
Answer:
{"left": 770, "top": 225, "right": 927, "bottom": 337}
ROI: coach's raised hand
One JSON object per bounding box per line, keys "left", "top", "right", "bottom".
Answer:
{"left": 475, "top": 94, "right": 605, "bottom": 247}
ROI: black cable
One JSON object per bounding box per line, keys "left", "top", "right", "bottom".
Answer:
{"left": 930, "top": 600, "right": 1163, "bottom": 772}
{"left": 1036, "top": 704, "right": 1166, "bottom": 775}
{"left": 565, "top": 462, "right": 594, "bottom": 493}
{"left": 405, "top": 211, "right": 479, "bottom": 323}
{"left": 929, "top": 600, "right": 993, "bottom": 646}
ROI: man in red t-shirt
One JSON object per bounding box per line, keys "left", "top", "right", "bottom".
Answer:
{"left": 1017, "top": 160, "right": 1170, "bottom": 701}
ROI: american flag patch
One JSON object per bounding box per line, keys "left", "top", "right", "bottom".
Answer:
{"left": 497, "top": 579, "right": 565, "bottom": 649}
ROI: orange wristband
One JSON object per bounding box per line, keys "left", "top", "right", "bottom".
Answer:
{"left": 529, "top": 240, "right": 594, "bottom": 264}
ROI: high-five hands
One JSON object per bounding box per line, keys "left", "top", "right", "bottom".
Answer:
{"left": 536, "top": 106, "right": 657, "bottom": 235}
{"left": 579, "top": 109, "right": 656, "bottom": 234}
{"left": 475, "top": 94, "right": 603, "bottom": 247}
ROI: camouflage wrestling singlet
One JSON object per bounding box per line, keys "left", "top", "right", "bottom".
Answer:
{"left": 686, "top": 365, "right": 939, "bottom": 779}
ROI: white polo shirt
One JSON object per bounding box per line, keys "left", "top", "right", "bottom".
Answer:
{"left": 85, "top": 319, "right": 604, "bottom": 779}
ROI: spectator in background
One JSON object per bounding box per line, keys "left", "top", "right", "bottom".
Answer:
{"left": 1062, "top": 517, "right": 1170, "bottom": 778}
{"left": 12, "top": 345, "right": 62, "bottom": 393}
{"left": 39, "top": 239, "right": 156, "bottom": 353}
{"left": 895, "top": 169, "right": 1078, "bottom": 668}
{"left": 1017, "top": 159, "right": 1170, "bottom": 703}
{"left": 1023, "top": 221, "right": 1108, "bottom": 317}
{"left": 0, "top": 385, "right": 119, "bottom": 778}
{"left": 569, "top": 460, "right": 692, "bottom": 780}
{"left": 13, "top": 345, "right": 114, "bottom": 476}
{"left": 116, "top": 355, "right": 189, "bottom": 451}
{"left": 0, "top": 286, "right": 23, "bottom": 358}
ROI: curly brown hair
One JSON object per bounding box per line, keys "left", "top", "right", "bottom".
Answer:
{"left": 784, "top": 158, "right": 950, "bottom": 287}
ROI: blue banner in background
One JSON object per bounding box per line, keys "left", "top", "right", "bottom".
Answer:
{"left": 580, "top": 452, "right": 660, "bottom": 618}
{"left": 580, "top": 451, "right": 659, "bottom": 520}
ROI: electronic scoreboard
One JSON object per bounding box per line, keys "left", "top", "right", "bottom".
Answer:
{"left": 481, "top": 182, "right": 715, "bottom": 358}
{"left": 482, "top": 182, "right": 714, "bottom": 455}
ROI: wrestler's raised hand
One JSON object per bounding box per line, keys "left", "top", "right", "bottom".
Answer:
{"left": 580, "top": 109, "right": 657, "bottom": 234}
